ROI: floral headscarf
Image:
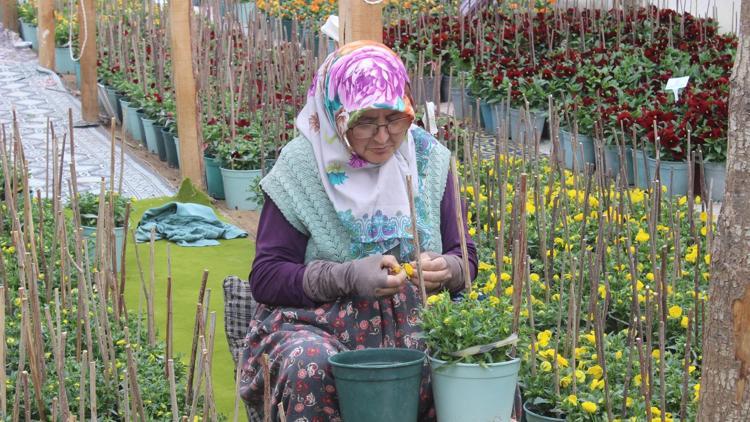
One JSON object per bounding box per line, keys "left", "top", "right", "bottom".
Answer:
{"left": 296, "top": 41, "right": 423, "bottom": 260}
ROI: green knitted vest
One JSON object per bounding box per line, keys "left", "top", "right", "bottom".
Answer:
{"left": 260, "top": 127, "right": 451, "bottom": 264}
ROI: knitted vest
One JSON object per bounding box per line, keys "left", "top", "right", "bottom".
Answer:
{"left": 260, "top": 127, "right": 451, "bottom": 263}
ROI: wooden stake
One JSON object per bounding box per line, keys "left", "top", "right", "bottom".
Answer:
{"left": 169, "top": 0, "right": 205, "bottom": 189}
{"left": 0, "top": 286, "right": 4, "bottom": 418}
{"left": 37, "top": 0, "right": 55, "bottom": 70}
{"left": 338, "top": 0, "right": 383, "bottom": 44}
{"left": 450, "top": 156, "right": 472, "bottom": 291}
{"left": 405, "top": 174, "right": 427, "bottom": 304}
{"left": 79, "top": 0, "right": 98, "bottom": 122}
{"left": 2, "top": 0, "right": 19, "bottom": 32}
{"left": 168, "top": 359, "right": 180, "bottom": 422}
{"left": 187, "top": 270, "right": 210, "bottom": 406}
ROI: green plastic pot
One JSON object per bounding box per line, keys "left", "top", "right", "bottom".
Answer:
{"left": 174, "top": 136, "right": 181, "bottom": 168}
{"left": 603, "top": 145, "right": 635, "bottom": 184}
{"left": 104, "top": 86, "right": 119, "bottom": 122}
{"left": 559, "top": 129, "right": 595, "bottom": 172}
{"left": 633, "top": 148, "right": 651, "bottom": 189}
{"left": 55, "top": 47, "right": 75, "bottom": 74}
{"left": 430, "top": 356, "right": 520, "bottom": 422}
{"left": 204, "top": 155, "right": 225, "bottom": 199}
{"left": 702, "top": 161, "right": 726, "bottom": 202}
{"left": 153, "top": 124, "right": 167, "bottom": 162}
{"left": 509, "top": 107, "right": 546, "bottom": 145}
{"left": 74, "top": 61, "right": 81, "bottom": 89}
{"left": 136, "top": 111, "right": 148, "bottom": 147}
{"left": 141, "top": 117, "right": 159, "bottom": 155}
{"left": 118, "top": 99, "right": 132, "bottom": 136}
{"left": 329, "top": 348, "right": 425, "bottom": 422}
{"left": 523, "top": 401, "right": 565, "bottom": 422}
{"left": 82, "top": 226, "right": 125, "bottom": 270}
{"left": 126, "top": 105, "right": 143, "bottom": 142}
{"left": 646, "top": 156, "right": 689, "bottom": 196}
{"left": 220, "top": 167, "right": 262, "bottom": 211}
{"left": 162, "top": 129, "right": 179, "bottom": 168}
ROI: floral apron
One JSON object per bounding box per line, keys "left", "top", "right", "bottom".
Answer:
{"left": 239, "top": 283, "right": 436, "bottom": 422}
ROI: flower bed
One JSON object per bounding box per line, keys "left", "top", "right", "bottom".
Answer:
{"left": 385, "top": 6, "right": 736, "bottom": 163}
{"left": 434, "top": 130, "right": 711, "bottom": 419}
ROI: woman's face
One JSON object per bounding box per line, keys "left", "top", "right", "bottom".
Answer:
{"left": 346, "top": 109, "right": 413, "bottom": 164}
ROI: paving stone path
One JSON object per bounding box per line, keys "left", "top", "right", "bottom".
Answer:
{"left": 0, "top": 27, "right": 174, "bottom": 200}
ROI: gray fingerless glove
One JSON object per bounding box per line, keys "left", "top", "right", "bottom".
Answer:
{"left": 441, "top": 254, "right": 470, "bottom": 292}
{"left": 303, "top": 254, "right": 390, "bottom": 302}
{"left": 420, "top": 252, "right": 468, "bottom": 293}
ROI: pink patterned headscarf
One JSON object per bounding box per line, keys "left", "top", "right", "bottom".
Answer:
{"left": 296, "top": 41, "right": 421, "bottom": 259}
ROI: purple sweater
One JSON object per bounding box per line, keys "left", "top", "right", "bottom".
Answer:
{"left": 249, "top": 170, "right": 478, "bottom": 307}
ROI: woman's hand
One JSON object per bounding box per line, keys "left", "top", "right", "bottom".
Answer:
{"left": 407, "top": 252, "right": 451, "bottom": 292}
{"left": 302, "top": 254, "right": 408, "bottom": 302}
{"left": 376, "top": 255, "right": 408, "bottom": 297}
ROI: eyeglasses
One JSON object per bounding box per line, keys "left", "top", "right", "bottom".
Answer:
{"left": 348, "top": 117, "right": 413, "bottom": 140}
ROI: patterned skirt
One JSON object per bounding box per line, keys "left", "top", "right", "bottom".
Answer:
{"left": 239, "top": 284, "right": 436, "bottom": 422}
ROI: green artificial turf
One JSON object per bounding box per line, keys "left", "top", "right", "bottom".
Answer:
{"left": 123, "top": 196, "right": 254, "bottom": 418}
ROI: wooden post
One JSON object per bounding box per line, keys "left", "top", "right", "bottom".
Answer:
{"left": 37, "top": 0, "right": 55, "bottom": 70}
{"left": 3, "top": 0, "right": 19, "bottom": 33}
{"left": 79, "top": 0, "right": 98, "bottom": 122}
{"left": 338, "top": 0, "right": 383, "bottom": 45}
{"left": 169, "top": 0, "right": 204, "bottom": 189}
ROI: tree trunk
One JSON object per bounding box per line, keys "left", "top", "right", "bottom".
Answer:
{"left": 698, "top": 1, "right": 750, "bottom": 420}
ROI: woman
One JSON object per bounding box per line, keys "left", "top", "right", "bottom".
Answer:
{"left": 239, "top": 41, "right": 477, "bottom": 421}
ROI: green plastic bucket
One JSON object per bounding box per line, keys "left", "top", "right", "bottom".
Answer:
{"left": 136, "top": 111, "right": 148, "bottom": 147}
{"left": 153, "top": 124, "right": 167, "bottom": 162}
{"left": 430, "top": 356, "right": 520, "bottom": 422}
{"left": 55, "top": 47, "right": 75, "bottom": 74}
{"left": 509, "top": 107, "right": 546, "bottom": 145}
{"left": 329, "top": 348, "right": 425, "bottom": 422}
{"left": 603, "top": 145, "right": 635, "bottom": 184}
{"left": 74, "top": 61, "right": 81, "bottom": 89}
{"left": 559, "top": 129, "right": 595, "bottom": 172}
{"left": 174, "top": 136, "right": 181, "bottom": 168}
{"left": 220, "top": 167, "right": 262, "bottom": 211}
{"left": 118, "top": 99, "right": 132, "bottom": 136}
{"left": 633, "top": 149, "right": 650, "bottom": 189}
{"left": 141, "top": 118, "right": 159, "bottom": 154}
{"left": 646, "top": 156, "right": 689, "bottom": 196}
{"left": 126, "top": 105, "right": 142, "bottom": 142}
{"left": 162, "top": 129, "right": 178, "bottom": 168}
{"left": 82, "top": 226, "right": 125, "bottom": 270}
{"left": 204, "top": 155, "right": 225, "bottom": 199}
{"left": 703, "top": 161, "right": 726, "bottom": 202}
{"left": 523, "top": 401, "right": 565, "bottom": 422}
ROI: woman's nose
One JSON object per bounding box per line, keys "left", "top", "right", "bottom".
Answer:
{"left": 373, "top": 125, "right": 390, "bottom": 143}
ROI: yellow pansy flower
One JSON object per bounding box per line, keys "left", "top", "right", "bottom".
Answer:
{"left": 581, "top": 401, "right": 598, "bottom": 414}
{"left": 567, "top": 394, "right": 578, "bottom": 406}
{"left": 668, "top": 305, "right": 683, "bottom": 319}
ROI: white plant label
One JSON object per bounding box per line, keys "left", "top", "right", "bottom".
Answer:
{"left": 424, "top": 102, "right": 438, "bottom": 136}
{"left": 665, "top": 76, "right": 690, "bottom": 102}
